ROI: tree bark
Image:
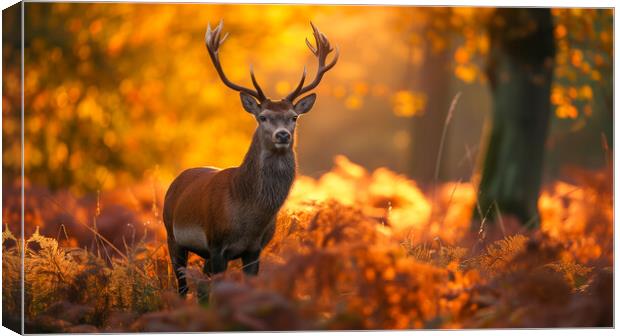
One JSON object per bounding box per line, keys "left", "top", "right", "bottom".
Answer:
{"left": 476, "top": 8, "right": 556, "bottom": 228}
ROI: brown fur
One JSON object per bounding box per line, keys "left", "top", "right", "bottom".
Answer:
{"left": 163, "top": 108, "right": 298, "bottom": 297}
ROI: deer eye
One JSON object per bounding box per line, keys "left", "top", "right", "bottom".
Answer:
{"left": 291, "top": 116, "right": 298, "bottom": 122}
{"left": 258, "top": 115, "right": 267, "bottom": 122}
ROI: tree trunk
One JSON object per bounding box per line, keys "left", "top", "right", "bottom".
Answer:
{"left": 476, "top": 8, "right": 556, "bottom": 228}
{"left": 410, "top": 38, "right": 452, "bottom": 184}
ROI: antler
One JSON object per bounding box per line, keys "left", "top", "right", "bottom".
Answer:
{"left": 286, "top": 22, "right": 339, "bottom": 102}
{"left": 205, "top": 20, "right": 266, "bottom": 101}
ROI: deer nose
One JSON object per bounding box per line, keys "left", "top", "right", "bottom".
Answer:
{"left": 275, "top": 131, "right": 291, "bottom": 143}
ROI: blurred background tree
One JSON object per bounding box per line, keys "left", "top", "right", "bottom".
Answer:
{"left": 474, "top": 8, "right": 612, "bottom": 227}
{"left": 3, "top": 5, "right": 613, "bottom": 222}
{"left": 476, "top": 8, "right": 556, "bottom": 227}
{"left": 391, "top": 7, "right": 612, "bottom": 227}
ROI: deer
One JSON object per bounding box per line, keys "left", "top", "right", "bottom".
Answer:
{"left": 162, "top": 20, "right": 338, "bottom": 297}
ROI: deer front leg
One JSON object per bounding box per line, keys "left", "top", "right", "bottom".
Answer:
{"left": 241, "top": 249, "right": 261, "bottom": 276}
{"left": 209, "top": 249, "right": 229, "bottom": 274}
{"left": 198, "top": 249, "right": 229, "bottom": 304}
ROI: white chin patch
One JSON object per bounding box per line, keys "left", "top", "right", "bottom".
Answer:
{"left": 274, "top": 143, "right": 290, "bottom": 149}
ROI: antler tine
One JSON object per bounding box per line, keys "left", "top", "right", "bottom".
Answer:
{"left": 286, "top": 22, "right": 339, "bottom": 102}
{"left": 323, "top": 47, "right": 339, "bottom": 71}
{"left": 249, "top": 65, "right": 267, "bottom": 101}
{"left": 305, "top": 38, "right": 317, "bottom": 55}
{"left": 204, "top": 21, "right": 265, "bottom": 101}
{"left": 219, "top": 31, "right": 229, "bottom": 47}
{"left": 213, "top": 22, "right": 222, "bottom": 46}
{"left": 285, "top": 66, "right": 307, "bottom": 102}
{"left": 310, "top": 21, "right": 320, "bottom": 41}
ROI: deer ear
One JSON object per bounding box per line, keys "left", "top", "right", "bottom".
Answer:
{"left": 293, "top": 93, "right": 316, "bottom": 114}
{"left": 240, "top": 92, "right": 261, "bottom": 114}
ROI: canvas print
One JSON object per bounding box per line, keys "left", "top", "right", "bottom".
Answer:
{"left": 2, "top": 3, "right": 614, "bottom": 333}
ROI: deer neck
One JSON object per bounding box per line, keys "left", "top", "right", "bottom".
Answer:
{"left": 234, "top": 131, "right": 296, "bottom": 210}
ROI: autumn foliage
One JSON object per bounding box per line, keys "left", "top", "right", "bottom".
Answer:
{"left": 2, "top": 156, "right": 612, "bottom": 331}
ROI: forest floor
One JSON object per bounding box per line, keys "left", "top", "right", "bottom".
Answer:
{"left": 2, "top": 156, "right": 613, "bottom": 332}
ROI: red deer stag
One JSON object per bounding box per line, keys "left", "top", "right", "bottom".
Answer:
{"left": 163, "top": 21, "right": 338, "bottom": 296}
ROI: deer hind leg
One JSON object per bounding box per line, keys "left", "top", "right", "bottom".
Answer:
{"left": 241, "top": 249, "right": 261, "bottom": 276}
{"left": 167, "top": 238, "right": 189, "bottom": 297}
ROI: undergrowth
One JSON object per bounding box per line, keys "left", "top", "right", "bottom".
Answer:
{"left": 2, "top": 157, "right": 613, "bottom": 331}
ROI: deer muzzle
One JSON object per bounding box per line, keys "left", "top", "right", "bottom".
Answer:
{"left": 273, "top": 130, "right": 291, "bottom": 148}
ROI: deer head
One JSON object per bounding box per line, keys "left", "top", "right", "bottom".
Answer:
{"left": 205, "top": 21, "right": 338, "bottom": 152}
